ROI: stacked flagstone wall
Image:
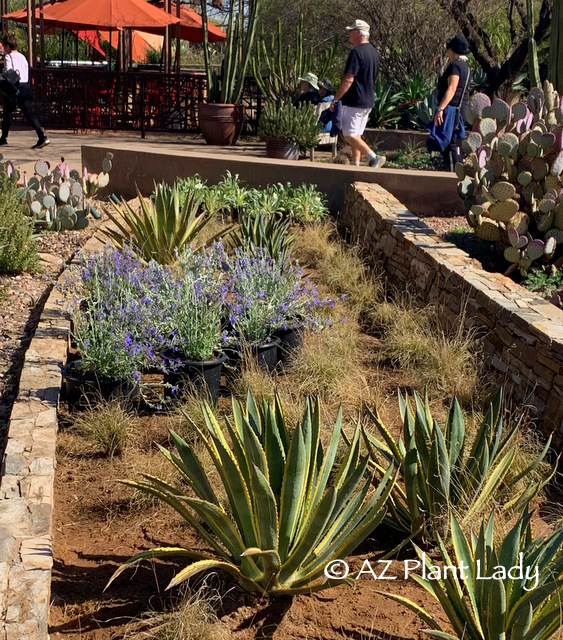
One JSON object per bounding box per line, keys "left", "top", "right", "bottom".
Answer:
{"left": 339, "top": 182, "right": 563, "bottom": 441}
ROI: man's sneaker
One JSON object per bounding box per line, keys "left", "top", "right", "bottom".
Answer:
{"left": 0, "top": 139, "right": 8, "bottom": 146}
{"left": 368, "top": 154, "right": 386, "bottom": 168}
{"left": 32, "top": 137, "right": 50, "bottom": 150}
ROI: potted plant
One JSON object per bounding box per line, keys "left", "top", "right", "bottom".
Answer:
{"left": 158, "top": 243, "right": 228, "bottom": 401}
{"left": 198, "top": 0, "right": 260, "bottom": 145}
{"left": 258, "top": 101, "right": 321, "bottom": 160}
{"left": 223, "top": 247, "right": 288, "bottom": 372}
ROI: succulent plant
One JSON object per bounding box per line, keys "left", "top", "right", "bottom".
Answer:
{"left": 18, "top": 153, "right": 113, "bottom": 231}
{"left": 458, "top": 81, "right": 563, "bottom": 275}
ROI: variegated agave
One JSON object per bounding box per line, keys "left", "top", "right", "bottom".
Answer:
{"left": 384, "top": 509, "right": 563, "bottom": 640}
{"left": 362, "top": 389, "right": 553, "bottom": 545}
{"left": 107, "top": 392, "right": 395, "bottom": 596}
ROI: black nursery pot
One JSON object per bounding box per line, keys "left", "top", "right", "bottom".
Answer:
{"left": 163, "top": 351, "right": 227, "bottom": 402}
{"left": 225, "top": 336, "right": 281, "bottom": 376}
{"left": 274, "top": 324, "right": 305, "bottom": 366}
{"left": 62, "top": 359, "right": 139, "bottom": 412}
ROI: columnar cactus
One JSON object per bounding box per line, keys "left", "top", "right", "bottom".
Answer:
{"left": 19, "top": 153, "right": 113, "bottom": 231}
{"left": 457, "top": 81, "right": 563, "bottom": 275}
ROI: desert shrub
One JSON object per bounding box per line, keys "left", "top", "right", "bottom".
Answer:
{"left": 0, "top": 165, "right": 38, "bottom": 274}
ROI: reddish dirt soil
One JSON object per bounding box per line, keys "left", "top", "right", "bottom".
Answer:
{"left": 49, "top": 401, "right": 450, "bottom": 640}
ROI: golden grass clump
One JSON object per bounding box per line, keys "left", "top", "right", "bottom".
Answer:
{"left": 291, "top": 220, "right": 337, "bottom": 268}
{"left": 229, "top": 351, "right": 277, "bottom": 404}
{"left": 122, "top": 587, "right": 228, "bottom": 640}
{"left": 68, "top": 399, "right": 136, "bottom": 457}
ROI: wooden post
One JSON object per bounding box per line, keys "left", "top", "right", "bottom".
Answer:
{"left": 176, "top": 0, "right": 181, "bottom": 73}
{"left": 164, "top": 0, "right": 172, "bottom": 73}
{"left": 39, "top": 0, "right": 45, "bottom": 67}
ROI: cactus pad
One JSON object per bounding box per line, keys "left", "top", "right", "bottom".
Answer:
{"left": 539, "top": 198, "right": 556, "bottom": 213}
{"left": 488, "top": 199, "right": 519, "bottom": 222}
{"left": 517, "top": 171, "right": 533, "bottom": 186}
{"left": 497, "top": 133, "right": 519, "bottom": 157}
{"left": 512, "top": 102, "right": 529, "bottom": 121}
{"left": 545, "top": 236, "right": 556, "bottom": 257}
{"left": 526, "top": 239, "right": 546, "bottom": 260}
{"left": 478, "top": 118, "right": 498, "bottom": 142}
{"left": 508, "top": 226, "right": 528, "bottom": 248}
{"left": 551, "top": 151, "right": 563, "bottom": 176}
{"left": 536, "top": 211, "right": 554, "bottom": 232}
{"left": 490, "top": 181, "right": 516, "bottom": 201}
{"left": 475, "top": 219, "right": 502, "bottom": 241}
{"left": 531, "top": 158, "right": 549, "bottom": 180}
{"left": 544, "top": 175, "right": 561, "bottom": 190}
{"left": 507, "top": 212, "right": 530, "bottom": 236}
{"left": 490, "top": 98, "right": 511, "bottom": 123}
{"left": 504, "top": 246, "right": 522, "bottom": 263}
{"left": 467, "top": 93, "right": 491, "bottom": 123}
{"left": 553, "top": 204, "right": 563, "bottom": 230}
{"left": 547, "top": 228, "right": 563, "bottom": 243}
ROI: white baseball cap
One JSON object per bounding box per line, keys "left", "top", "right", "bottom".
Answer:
{"left": 346, "top": 19, "right": 370, "bottom": 34}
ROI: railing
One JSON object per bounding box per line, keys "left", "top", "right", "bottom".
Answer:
{"left": 25, "top": 68, "right": 263, "bottom": 136}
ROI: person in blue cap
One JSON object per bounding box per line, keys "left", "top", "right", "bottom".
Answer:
{"left": 427, "top": 34, "right": 472, "bottom": 171}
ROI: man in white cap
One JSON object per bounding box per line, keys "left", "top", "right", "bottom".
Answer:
{"left": 332, "top": 19, "right": 385, "bottom": 168}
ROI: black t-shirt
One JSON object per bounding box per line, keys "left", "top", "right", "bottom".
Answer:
{"left": 342, "top": 42, "right": 380, "bottom": 109}
{"left": 436, "top": 60, "right": 471, "bottom": 113}
{"left": 294, "top": 90, "right": 321, "bottom": 106}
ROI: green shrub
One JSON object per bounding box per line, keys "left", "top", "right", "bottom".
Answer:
{"left": 0, "top": 165, "right": 38, "bottom": 274}
{"left": 108, "top": 392, "right": 395, "bottom": 596}
{"left": 258, "top": 101, "right": 320, "bottom": 149}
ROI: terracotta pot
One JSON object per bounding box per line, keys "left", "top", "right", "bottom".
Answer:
{"left": 265, "top": 136, "right": 300, "bottom": 160}
{"left": 198, "top": 102, "right": 245, "bottom": 146}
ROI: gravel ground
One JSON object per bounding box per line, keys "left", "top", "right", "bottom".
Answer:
{"left": 0, "top": 221, "right": 103, "bottom": 458}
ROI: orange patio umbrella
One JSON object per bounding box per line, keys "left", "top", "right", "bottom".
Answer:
{"left": 12, "top": 0, "right": 180, "bottom": 34}
{"left": 98, "top": 29, "right": 163, "bottom": 62}
{"left": 150, "top": 1, "right": 226, "bottom": 42}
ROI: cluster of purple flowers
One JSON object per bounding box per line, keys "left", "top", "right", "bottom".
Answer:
{"left": 224, "top": 246, "right": 335, "bottom": 344}
{"left": 68, "top": 241, "right": 335, "bottom": 380}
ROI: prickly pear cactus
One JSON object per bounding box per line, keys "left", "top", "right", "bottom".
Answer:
{"left": 19, "top": 153, "right": 113, "bottom": 231}
{"left": 458, "top": 81, "right": 563, "bottom": 275}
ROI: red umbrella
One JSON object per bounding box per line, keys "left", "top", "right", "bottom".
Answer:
{"left": 151, "top": 1, "right": 226, "bottom": 42}
{"left": 14, "top": 0, "right": 180, "bottom": 34}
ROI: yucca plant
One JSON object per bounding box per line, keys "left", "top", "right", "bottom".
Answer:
{"left": 107, "top": 392, "right": 396, "bottom": 596}
{"left": 231, "top": 211, "right": 295, "bottom": 261}
{"left": 383, "top": 509, "right": 563, "bottom": 640}
{"left": 362, "top": 389, "right": 553, "bottom": 545}
{"left": 104, "top": 183, "right": 216, "bottom": 264}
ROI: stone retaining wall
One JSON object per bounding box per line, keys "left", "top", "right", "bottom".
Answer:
{"left": 339, "top": 182, "right": 563, "bottom": 442}
{"left": 0, "top": 299, "right": 69, "bottom": 639}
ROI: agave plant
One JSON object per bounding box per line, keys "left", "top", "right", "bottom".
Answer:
{"left": 107, "top": 393, "right": 396, "bottom": 596}
{"left": 103, "top": 182, "right": 216, "bottom": 264}
{"left": 231, "top": 211, "right": 295, "bottom": 261}
{"left": 384, "top": 509, "right": 563, "bottom": 640}
{"left": 362, "top": 389, "right": 553, "bottom": 544}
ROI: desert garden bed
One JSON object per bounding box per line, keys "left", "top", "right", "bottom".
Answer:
{"left": 47, "top": 180, "right": 562, "bottom": 640}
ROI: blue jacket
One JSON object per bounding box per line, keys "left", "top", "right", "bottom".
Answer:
{"left": 426, "top": 104, "right": 466, "bottom": 152}
{"left": 319, "top": 100, "right": 342, "bottom": 137}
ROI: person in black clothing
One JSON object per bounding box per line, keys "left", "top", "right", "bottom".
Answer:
{"left": 294, "top": 72, "right": 321, "bottom": 106}
{"left": 331, "top": 19, "right": 385, "bottom": 167}
{"left": 427, "top": 34, "right": 472, "bottom": 171}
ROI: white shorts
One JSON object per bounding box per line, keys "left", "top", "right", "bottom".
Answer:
{"left": 341, "top": 106, "right": 371, "bottom": 137}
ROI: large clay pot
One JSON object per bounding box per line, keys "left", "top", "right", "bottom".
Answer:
{"left": 198, "top": 102, "right": 245, "bottom": 146}
{"left": 265, "top": 136, "right": 300, "bottom": 160}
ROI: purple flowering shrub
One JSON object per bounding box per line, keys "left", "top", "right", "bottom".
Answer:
{"left": 225, "top": 247, "right": 335, "bottom": 344}
{"left": 159, "top": 242, "right": 228, "bottom": 361}
{"left": 66, "top": 240, "right": 335, "bottom": 379}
